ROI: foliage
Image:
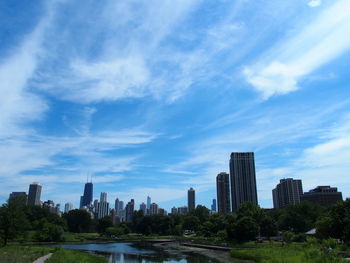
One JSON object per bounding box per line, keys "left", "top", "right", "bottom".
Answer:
{"left": 0, "top": 197, "right": 28, "bottom": 245}
{"left": 64, "top": 209, "right": 92, "bottom": 233}
{"left": 231, "top": 243, "right": 344, "bottom": 263}
{"left": 96, "top": 216, "right": 113, "bottom": 233}
{"left": 45, "top": 247, "right": 106, "bottom": 263}
{"left": 0, "top": 245, "right": 52, "bottom": 263}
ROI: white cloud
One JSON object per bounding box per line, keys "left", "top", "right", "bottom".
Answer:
{"left": 244, "top": 0, "right": 350, "bottom": 99}
{"left": 308, "top": 0, "right": 322, "bottom": 7}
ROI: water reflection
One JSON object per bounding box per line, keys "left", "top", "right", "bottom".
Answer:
{"left": 48, "top": 242, "right": 215, "bottom": 263}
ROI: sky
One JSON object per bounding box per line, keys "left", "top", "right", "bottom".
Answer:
{"left": 1, "top": 0, "right": 350, "bottom": 211}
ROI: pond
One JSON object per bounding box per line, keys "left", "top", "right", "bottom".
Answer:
{"left": 46, "top": 242, "right": 217, "bottom": 263}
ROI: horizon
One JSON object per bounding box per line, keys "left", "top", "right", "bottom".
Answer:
{"left": 1, "top": 0, "right": 350, "bottom": 211}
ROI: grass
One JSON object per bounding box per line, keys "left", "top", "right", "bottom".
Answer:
{"left": 0, "top": 245, "right": 52, "bottom": 263}
{"left": 230, "top": 242, "right": 345, "bottom": 263}
{"left": 46, "top": 247, "right": 107, "bottom": 263}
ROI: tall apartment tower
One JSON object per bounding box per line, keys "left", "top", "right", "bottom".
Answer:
{"left": 147, "top": 196, "right": 151, "bottom": 209}
{"left": 97, "top": 192, "right": 109, "bottom": 219}
{"left": 216, "top": 172, "right": 231, "bottom": 213}
{"left": 125, "top": 199, "right": 135, "bottom": 222}
{"left": 211, "top": 198, "right": 217, "bottom": 212}
{"left": 28, "top": 182, "right": 42, "bottom": 206}
{"left": 229, "top": 152, "right": 258, "bottom": 212}
{"left": 188, "top": 187, "right": 195, "bottom": 212}
{"left": 64, "top": 202, "right": 73, "bottom": 213}
{"left": 80, "top": 182, "right": 93, "bottom": 208}
{"left": 272, "top": 178, "right": 303, "bottom": 209}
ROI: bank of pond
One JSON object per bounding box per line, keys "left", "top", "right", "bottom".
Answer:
{"left": 0, "top": 239, "right": 349, "bottom": 263}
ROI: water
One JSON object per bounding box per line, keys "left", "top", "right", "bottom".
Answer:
{"left": 47, "top": 242, "right": 216, "bottom": 263}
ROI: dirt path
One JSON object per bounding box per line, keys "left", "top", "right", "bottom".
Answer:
{"left": 32, "top": 253, "right": 53, "bottom": 263}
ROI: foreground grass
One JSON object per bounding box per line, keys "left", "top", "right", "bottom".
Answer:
{"left": 46, "top": 248, "right": 107, "bottom": 263}
{"left": 0, "top": 246, "right": 52, "bottom": 263}
{"left": 231, "top": 243, "right": 344, "bottom": 263}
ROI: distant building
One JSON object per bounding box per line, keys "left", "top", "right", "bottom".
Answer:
{"left": 230, "top": 152, "right": 258, "bottom": 211}
{"left": 171, "top": 206, "right": 178, "bottom": 214}
{"left": 64, "top": 202, "right": 73, "bottom": 213}
{"left": 158, "top": 208, "right": 167, "bottom": 215}
{"left": 147, "top": 196, "right": 151, "bottom": 210}
{"left": 188, "top": 187, "right": 195, "bottom": 212}
{"left": 115, "top": 198, "right": 120, "bottom": 215}
{"left": 80, "top": 182, "right": 93, "bottom": 208}
{"left": 211, "top": 199, "right": 217, "bottom": 212}
{"left": 272, "top": 178, "right": 303, "bottom": 209}
{"left": 140, "top": 202, "right": 146, "bottom": 215}
{"left": 216, "top": 172, "right": 231, "bottom": 213}
{"left": 9, "top": 192, "right": 27, "bottom": 204}
{"left": 97, "top": 192, "right": 109, "bottom": 219}
{"left": 150, "top": 203, "right": 158, "bottom": 215}
{"left": 301, "top": 186, "right": 343, "bottom": 207}
{"left": 28, "top": 182, "right": 42, "bottom": 206}
{"left": 43, "top": 200, "right": 61, "bottom": 216}
{"left": 125, "top": 199, "right": 135, "bottom": 222}
{"left": 178, "top": 206, "right": 188, "bottom": 215}
{"left": 119, "top": 200, "right": 124, "bottom": 210}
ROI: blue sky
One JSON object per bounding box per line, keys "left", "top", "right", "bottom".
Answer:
{"left": 1, "top": 0, "right": 350, "bottom": 211}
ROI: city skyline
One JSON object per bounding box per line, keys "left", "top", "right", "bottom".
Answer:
{"left": 1, "top": 1, "right": 350, "bottom": 209}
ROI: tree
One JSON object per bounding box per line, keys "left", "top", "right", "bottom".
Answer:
{"left": 35, "top": 219, "right": 64, "bottom": 241}
{"left": 0, "top": 197, "right": 28, "bottom": 245}
{"left": 97, "top": 216, "right": 113, "bottom": 233}
{"left": 183, "top": 216, "right": 200, "bottom": 232}
{"left": 190, "top": 205, "right": 210, "bottom": 223}
{"left": 230, "top": 216, "right": 260, "bottom": 242}
{"left": 64, "top": 209, "right": 92, "bottom": 233}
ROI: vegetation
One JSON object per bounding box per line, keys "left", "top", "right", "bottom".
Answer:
{"left": 230, "top": 241, "right": 346, "bottom": 263}
{"left": 46, "top": 247, "right": 106, "bottom": 263}
{"left": 0, "top": 245, "right": 52, "bottom": 263}
{"left": 1, "top": 195, "right": 350, "bottom": 246}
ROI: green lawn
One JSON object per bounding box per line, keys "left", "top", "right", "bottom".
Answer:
{"left": 231, "top": 243, "right": 345, "bottom": 263}
{"left": 0, "top": 246, "right": 52, "bottom": 263}
{"left": 46, "top": 248, "right": 106, "bottom": 263}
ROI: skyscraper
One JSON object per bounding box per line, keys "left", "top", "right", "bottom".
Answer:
{"left": 125, "top": 199, "right": 135, "bottom": 222}
{"left": 64, "top": 202, "right": 73, "bottom": 213}
{"left": 80, "top": 182, "right": 93, "bottom": 208}
{"left": 28, "top": 182, "right": 42, "bottom": 206}
{"left": 229, "top": 152, "right": 258, "bottom": 212}
{"left": 150, "top": 203, "right": 158, "bottom": 215}
{"left": 140, "top": 202, "right": 146, "bottom": 215}
{"left": 216, "top": 172, "right": 231, "bottom": 213}
{"left": 97, "top": 192, "right": 109, "bottom": 219}
{"left": 147, "top": 196, "right": 151, "bottom": 210}
{"left": 211, "top": 198, "right": 217, "bottom": 212}
{"left": 272, "top": 178, "right": 303, "bottom": 209}
{"left": 301, "top": 186, "right": 343, "bottom": 207}
{"left": 188, "top": 187, "right": 195, "bottom": 212}
{"left": 115, "top": 198, "right": 120, "bottom": 215}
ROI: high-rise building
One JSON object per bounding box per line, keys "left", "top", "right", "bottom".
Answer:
{"left": 28, "top": 183, "right": 42, "bottom": 206}
{"left": 125, "top": 199, "right": 135, "bottom": 222}
{"left": 171, "top": 207, "right": 178, "bottom": 214}
{"left": 188, "top": 187, "right": 195, "bottom": 212}
{"left": 211, "top": 198, "right": 217, "bottom": 212}
{"left": 64, "top": 202, "right": 73, "bottom": 213}
{"left": 216, "top": 172, "right": 231, "bottom": 213}
{"left": 177, "top": 206, "right": 188, "bottom": 215}
{"left": 229, "top": 152, "right": 258, "bottom": 212}
{"left": 80, "top": 182, "right": 93, "bottom": 208}
{"left": 140, "top": 202, "right": 146, "bottom": 215}
{"left": 301, "top": 186, "right": 343, "bottom": 207}
{"left": 115, "top": 198, "right": 120, "bottom": 215}
{"left": 147, "top": 196, "right": 151, "bottom": 210}
{"left": 272, "top": 178, "right": 303, "bottom": 209}
{"left": 119, "top": 200, "right": 124, "bottom": 210}
{"left": 9, "top": 192, "right": 27, "bottom": 204}
{"left": 97, "top": 192, "right": 109, "bottom": 219}
{"left": 150, "top": 202, "right": 158, "bottom": 215}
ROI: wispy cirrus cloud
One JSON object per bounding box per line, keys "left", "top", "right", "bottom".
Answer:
{"left": 244, "top": 0, "right": 350, "bottom": 99}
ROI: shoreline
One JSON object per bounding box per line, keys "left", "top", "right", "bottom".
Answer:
{"left": 152, "top": 241, "right": 253, "bottom": 263}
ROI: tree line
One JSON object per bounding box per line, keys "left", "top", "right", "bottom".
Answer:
{"left": 1, "top": 196, "right": 350, "bottom": 246}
